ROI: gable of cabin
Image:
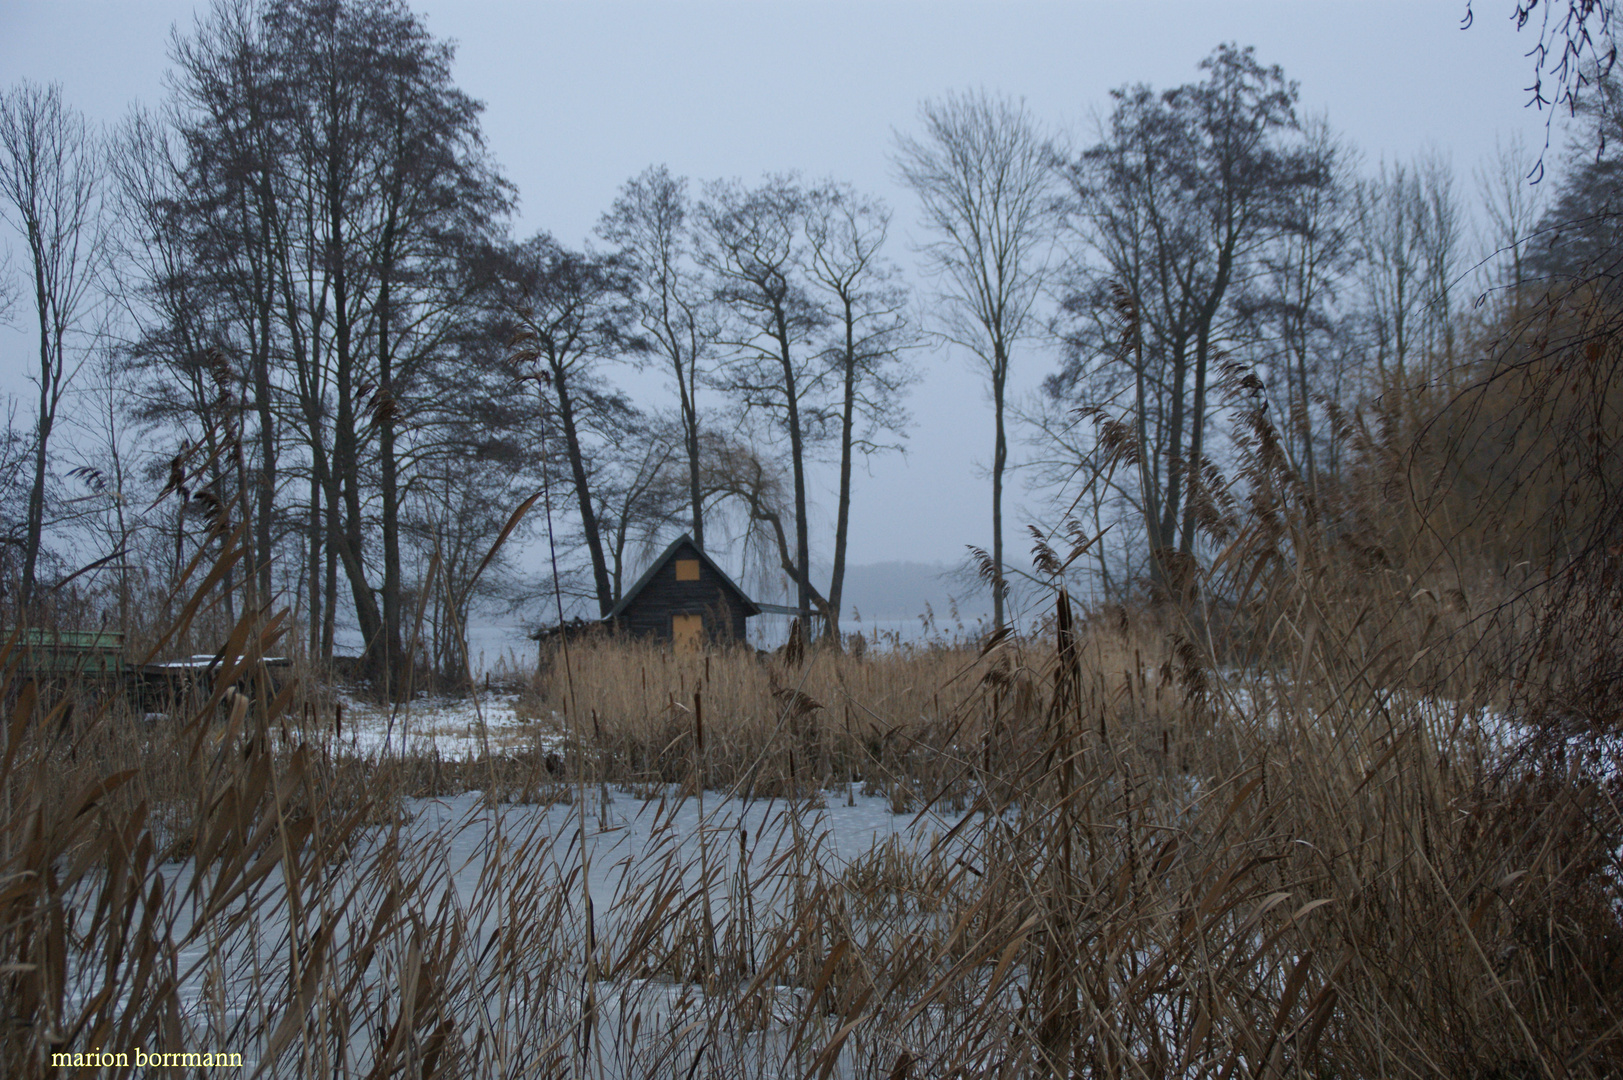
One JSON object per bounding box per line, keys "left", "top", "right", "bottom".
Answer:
{"left": 608, "top": 536, "right": 756, "bottom": 645}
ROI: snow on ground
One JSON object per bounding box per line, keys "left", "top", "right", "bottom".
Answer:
{"left": 412, "top": 785, "right": 965, "bottom": 916}
{"left": 323, "top": 689, "right": 564, "bottom": 760}
{"left": 1208, "top": 672, "right": 1541, "bottom": 761}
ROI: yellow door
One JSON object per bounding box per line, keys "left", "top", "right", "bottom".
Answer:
{"left": 672, "top": 614, "right": 703, "bottom": 651}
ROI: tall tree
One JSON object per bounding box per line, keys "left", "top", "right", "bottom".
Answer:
{"left": 0, "top": 81, "right": 106, "bottom": 613}
{"left": 1474, "top": 134, "right": 1545, "bottom": 308}
{"left": 1240, "top": 117, "right": 1355, "bottom": 493}
{"left": 697, "top": 174, "right": 829, "bottom": 640}
{"left": 1352, "top": 153, "right": 1464, "bottom": 388}
{"left": 161, "top": 0, "right": 286, "bottom": 619}
{"left": 895, "top": 90, "right": 1057, "bottom": 630}
{"left": 598, "top": 166, "right": 720, "bottom": 552}
{"left": 149, "top": 0, "right": 510, "bottom": 691}
{"left": 802, "top": 180, "right": 918, "bottom": 642}
{"left": 342, "top": 0, "right": 510, "bottom": 690}
{"left": 1053, "top": 45, "right": 1328, "bottom": 588}
{"left": 501, "top": 234, "right": 638, "bottom": 618}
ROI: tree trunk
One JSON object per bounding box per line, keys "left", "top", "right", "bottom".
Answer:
{"left": 827, "top": 296, "right": 858, "bottom": 646}
{"left": 1178, "top": 333, "right": 1212, "bottom": 559}
{"left": 1157, "top": 338, "right": 1190, "bottom": 560}
{"left": 553, "top": 370, "right": 615, "bottom": 616}
{"left": 991, "top": 344, "right": 1008, "bottom": 631}
{"left": 1294, "top": 311, "right": 1316, "bottom": 495}
{"left": 1178, "top": 235, "right": 1234, "bottom": 559}
{"left": 307, "top": 471, "right": 322, "bottom": 657}
{"left": 250, "top": 164, "right": 278, "bottom": 609}
{"left": 778, "top": 316, "right": 813, "bottom": 643}
{"left": 378, "top": 237, "right": 404, "bottom": 698}
{"left": 323, "top": 487, "right": 337, "bottom": 660}
{"left": 329, "top": 203, "right": 385, "bottom": 676}
{"left": 21, "top": 256, "right": 52, "bottom": 613}
{"left": 679, "top": 361, "right": 704, "bottom": 552}
{"left": 1131, "top": 308, "right": 1163, "bottom": 588}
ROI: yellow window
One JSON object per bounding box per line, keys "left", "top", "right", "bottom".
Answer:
{"left": 672, "top": 614, "right": 703, "bottom": 651}
{"left": 675, "top": 558, "right": 700, "bottom": 581}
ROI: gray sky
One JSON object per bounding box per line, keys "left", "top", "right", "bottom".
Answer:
{"left": 0, "top": 0, "right": 1566, "bottom": 592}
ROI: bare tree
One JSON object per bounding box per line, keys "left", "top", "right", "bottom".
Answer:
{"left": 894, "top": 90, "right": 1057, "bottom": 630}
{"left": 0, "top": 81, "right": 106, "bottom": 612}
{"left": 696, "top": 174, "right": 829, "bottom": 640}
{"left": 1054, "top": 47, "right": 1328, "bottom": 591}
{"left": 501, "top": 234, "right": 639, "bottom": 617}
{"left": 591, "top": 414, "right": 682, "bottom": 603}
{"left": 401, "top": 444, "right": 533, "bottom": 685}
{"left": 1353, "top": 153, "right": 1464, "bottom": 388}
{"left": 802, "top": 180, "right": 918, "bottom": 642}
{"left": 1474, "top": 133, "right": 1546, "bottom": 308}
{"left": 1353, "top": 163, "right": 1425, "bottom": 386}
{"left": 1416, "top": 150, "right": 1465, "bottom": 367}
{"left": 140, "top": 0, "right": 511, "bottom": 693}
{"left": 164, "top": 0, "right": 288, "bottom": 618}
{"left": 1243, "top": 116, "right": 1356, "bottom": 493}
{"left": 598, "top": 165, "right": 720, "bottom": 552}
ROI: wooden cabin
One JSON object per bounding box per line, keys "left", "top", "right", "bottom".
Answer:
{"left": 605, "top": 535, "right": 760, "bottom": 648}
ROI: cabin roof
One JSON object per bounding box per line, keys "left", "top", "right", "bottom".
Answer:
{"left": 605, "top": 534, "right": 761, "bottom": 620}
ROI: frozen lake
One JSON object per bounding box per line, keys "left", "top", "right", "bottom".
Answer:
{"left": 75, "top": 780, "right": 978, "bottom": 1077}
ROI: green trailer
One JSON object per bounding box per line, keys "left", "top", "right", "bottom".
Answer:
{"left": 7, "top": 628, "right": 127, "bottom": 679}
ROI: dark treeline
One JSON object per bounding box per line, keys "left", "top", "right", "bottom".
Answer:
{"left": 0, "top": 1, "right": 1613, "bottom": 692}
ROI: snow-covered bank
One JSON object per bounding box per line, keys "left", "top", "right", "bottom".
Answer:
{"left": 325, "top": 690, "right": 559, "bottom": 760}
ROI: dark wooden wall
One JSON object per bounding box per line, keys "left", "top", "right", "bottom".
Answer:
{"left": 615, "top": 542, "right": 750, "bottom": 643}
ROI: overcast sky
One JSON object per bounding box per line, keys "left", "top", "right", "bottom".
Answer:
{"left": 0, "top": 1, "right": 1576, "bottom": 608}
